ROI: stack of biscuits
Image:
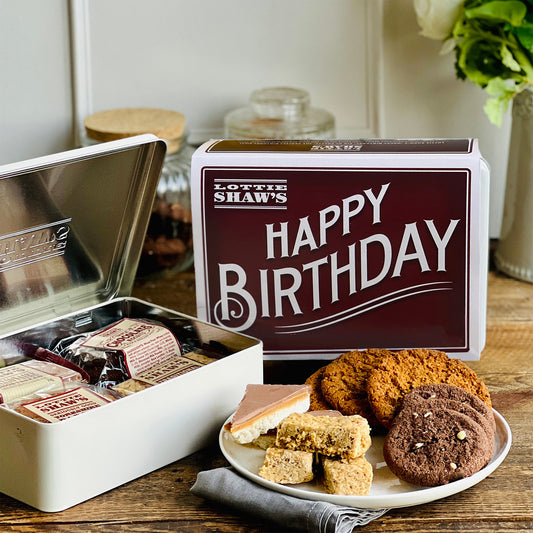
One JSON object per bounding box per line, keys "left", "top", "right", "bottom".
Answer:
{"left": 304, "top": 348, "right": 495, "bottom": 486}
{"left": 258, "top": 411, "right": 373, "bottom": 495}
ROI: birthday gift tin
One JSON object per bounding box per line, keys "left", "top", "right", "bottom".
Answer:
{"left": 192, "top": 138, "right": 489, "bottom": 361}
{"left": 0, "top": 136, "right": 262, "bottom": 511}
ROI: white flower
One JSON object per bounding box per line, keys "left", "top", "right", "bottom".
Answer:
{"left": 414, "top": 0, "right": 464, "bottom": 40}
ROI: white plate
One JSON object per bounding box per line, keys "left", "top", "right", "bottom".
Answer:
{"left": 219, "top": 409, "right": 512, "bottom": 510}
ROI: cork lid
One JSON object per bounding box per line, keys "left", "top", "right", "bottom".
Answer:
{"left": 84, "top": 108, "right": 186, "bottom": 153}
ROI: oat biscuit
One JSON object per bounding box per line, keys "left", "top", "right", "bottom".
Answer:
{"left": 367, "top": 349, "right": 491, "bottom": 428}
{"left": 250, "top": 429, "right": 277, "bottom": 450}
{"left": 305, "top": 366, "right": 332, "bottom": 411}
{"left": 321, "top": 455, "right": 373, "bottom": 495}
{"left": 383, "top": 400, "right": 493, "bottom": 486}
{"left": 276, "top": 412, "right": 371, "bottom": 459}
{"left": 320, "top": 349, "right": 390, "bottom": 425}
{"left": 248, "top": 410, "right": 341, "bottom": 450}
{"left": 258, "top": 447, "right": 314, "bottom": 484}
{"left": 308, "top": 410, "right": 343, "bottom": 417}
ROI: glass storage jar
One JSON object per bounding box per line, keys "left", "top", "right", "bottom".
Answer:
{"left": 83, "top": 107, "right": 194, "bottom": 278}
{"left": 224, "top": 87, "right": 335, "bottom": 139}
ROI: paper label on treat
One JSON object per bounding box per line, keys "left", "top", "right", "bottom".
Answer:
{"left": 21, "top": 387, "right": 111, "bottom": 423}
{"left": 80, "top": 318, "right": 181, "bottom": 377}
{"left": 133, "top": 355, "right": 204, "bottom": 386}
{"left": 0, "top": 365, "right": 63, "bottom": 404}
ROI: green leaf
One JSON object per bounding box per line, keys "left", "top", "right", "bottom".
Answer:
{"left": 456, "top": 35, "right": 523, "bottom": 86}
{"left": 484, "top": 97, "right": 506, "bottom": 126}
{"left": 513, "top": 22, "right": 533, "bottom": 50}
{"left": 483, "top": 78, "right": 517, "bottom": 125}
{"left": 437, "top": 0, "right": 533, "bottom": 126}
{"left": 501, "top": 43, "right": 522, "bottom": 71}
{"left": 485, "top": 77, "right": 517, "bottom": 97}
{"left": 465, "top": 1, "right": 527, "bottom": 26}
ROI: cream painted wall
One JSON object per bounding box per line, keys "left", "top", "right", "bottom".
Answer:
{"left": 0, "top": 0, "right": 73, "bottom": 164}
{"left": 85, "top": 0, "right": 382, "bottom": 142}
{"left": 0, "top": 0, "right": 510, "bottom": 237}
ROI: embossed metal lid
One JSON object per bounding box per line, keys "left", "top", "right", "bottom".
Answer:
{"left": 0, "top": 135, "right": 166, "bottom": 336}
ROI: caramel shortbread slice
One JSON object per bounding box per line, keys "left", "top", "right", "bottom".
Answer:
{"left": 228, "top": 384, "right": 311, "bottom": 444}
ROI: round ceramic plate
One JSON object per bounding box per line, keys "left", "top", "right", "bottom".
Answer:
{"left": 219, "top": 409, "right": 512, "bottom": 510}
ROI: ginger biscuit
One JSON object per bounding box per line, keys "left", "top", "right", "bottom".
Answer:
{"left": 305, "top": 366, "right": 332, "bottom": 411}
{"left": 367, "top": 349, "right": 492, "bottom": 429}
{"left": 320, "top": 349, "right": 391, "bottom": 426}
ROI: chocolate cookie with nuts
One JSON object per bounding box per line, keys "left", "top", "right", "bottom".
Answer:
{"left": 382, "top": 392, "right": 494, "bottom": 486}
{"left": 407, "top": 383, "right": 496, "bottom": 435}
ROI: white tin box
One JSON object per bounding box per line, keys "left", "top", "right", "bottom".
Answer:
{"left": 192, "top": 138, "right": 489, "bottom": 361}
{"left": 0, "top": 136, "right": 262, "bottom": 512}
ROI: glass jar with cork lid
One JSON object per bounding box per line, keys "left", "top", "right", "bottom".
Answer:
{"left": 83, "top": 107, "right": 195, "bottom": 278}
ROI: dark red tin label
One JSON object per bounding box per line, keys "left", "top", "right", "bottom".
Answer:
{"left": 197, "top": 165, "right": 471, "bottom": 359}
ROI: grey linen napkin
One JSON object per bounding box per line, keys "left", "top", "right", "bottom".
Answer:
{"left": 190, "top": 467, "right": 389, "bottom": 532}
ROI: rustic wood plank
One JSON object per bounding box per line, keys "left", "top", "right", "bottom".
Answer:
{"left": 486, "top": 271, "right": 533, "bottom": 323}
{"left": 0, "top": 271, "right": 531, "bottom": 532}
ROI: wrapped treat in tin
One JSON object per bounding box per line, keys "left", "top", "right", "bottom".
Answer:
{"left": 55, "top": 318, "right": 182, "bottom": 388}
{"left": 7, "top": 382, "right": 121, "bottom": 423}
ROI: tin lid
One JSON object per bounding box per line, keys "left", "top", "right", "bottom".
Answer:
{"left": 0, "top": 135, "right": 166, "bottom": 337}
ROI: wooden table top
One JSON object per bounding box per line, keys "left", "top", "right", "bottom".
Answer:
{"left": 0, "top": 270, "right": 531, "bottom": 532}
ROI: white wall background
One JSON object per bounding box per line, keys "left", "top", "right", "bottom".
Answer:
{"left": 0, "top": 0, "right": 511, "bottom": 237}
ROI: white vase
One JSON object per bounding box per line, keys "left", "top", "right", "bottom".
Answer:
{"left": 495, "top": 87, "right": 533, "bottom": 283}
